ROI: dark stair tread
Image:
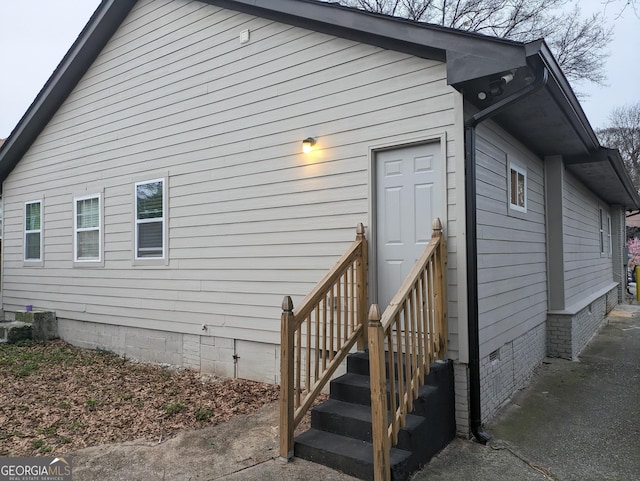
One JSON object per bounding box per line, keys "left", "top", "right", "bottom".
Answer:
{"left": 334, "top": 372, "right": 370, "bottom": 388}
{"left": 348, "top": 351, "right": 450, "bottom": 379}
{"left": 330, "top": 372, "right": 439, "bottom": 407}
{"left": 295, "top": 428, "right": 412, "bottom": 480}
{"left": 314, "top": 398, "right": 425, "bottom": 428}
{"left": 298, "top": 357, "right": 456, "bottom": 481}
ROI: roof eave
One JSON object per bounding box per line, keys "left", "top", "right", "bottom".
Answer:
{"left": 529, "top": 40, "right": 600, "bottom": 152}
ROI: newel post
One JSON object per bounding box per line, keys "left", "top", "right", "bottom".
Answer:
{"left": 279, "top": 296, "right": 295, "bottom": 461}
{"left": 432, "top": 218, "right": 448, "bottom": 357}
{"left": 368, "top": 304, "right": 390, "bottom": 481}
{"left": 356, "top": 223, "right": 369, "bottom": 351}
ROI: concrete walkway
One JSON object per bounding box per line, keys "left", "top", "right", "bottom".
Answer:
{"left": 72, "top": 303, "right": 639, "bottom": 480}
{"left": 413, "top": 302, "right": 640, "bottom": 481}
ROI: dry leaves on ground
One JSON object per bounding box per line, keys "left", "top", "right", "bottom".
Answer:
{"left": 0, "top": 340, "right": 280, "bottom": 456}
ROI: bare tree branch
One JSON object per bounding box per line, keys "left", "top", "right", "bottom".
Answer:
{"left": 597, "top": 102, "right": 640, "bottom": 193}
{"left": 336, "top": 0, "right": 613, "bottom": 86}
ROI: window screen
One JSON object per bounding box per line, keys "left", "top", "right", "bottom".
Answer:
{"left": 135, "top": 179, "right": 164, "bottom": 259}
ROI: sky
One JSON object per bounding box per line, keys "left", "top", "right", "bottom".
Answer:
{"left": 0, "top": 0, "right": 638, "bottom": 139}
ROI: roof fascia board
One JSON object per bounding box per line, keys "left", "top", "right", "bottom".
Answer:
{"left": 0, "top": 0, "right": 136, "bottom": 183}
{"left": 445, "top": 48, "right": 526, "bottom": 85}
{"left": 204, "top": 0, "right": 525, "bottom": 67}
{"left": 607, "top": 148, "right": 640, "bottom": 209}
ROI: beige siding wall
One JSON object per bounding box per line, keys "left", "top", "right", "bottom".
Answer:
{"left": 2, "top": 0, "right": 463, "bottom": 363}
{"left": 474, "top": 122, "right": 548, "bottom": 357}
{"left": 562, "top": 170, "right": 614, "bottom": 307}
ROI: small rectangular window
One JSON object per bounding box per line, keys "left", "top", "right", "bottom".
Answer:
{"left": 74, "top": 194, "right": 101, "bottom": 262}
{"left": 607, "top": 214, "right": 612, "bottom": 257}
{"left": 509, "top": 164, "right": 526, "bottom": 212}
{"left": 135, "top": 179, "right": 165, "bottom": 259}
{"left": 599, "top": 208, "right": 604, "bottom": 255}
{"left": 24, "top": 200, "right": 42, "bottom": 262}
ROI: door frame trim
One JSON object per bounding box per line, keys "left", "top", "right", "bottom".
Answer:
{"left": 368, "top": 133, "right": 448, "bottom": 305}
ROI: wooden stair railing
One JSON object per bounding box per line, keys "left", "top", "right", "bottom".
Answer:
{"left": 368, "top": 218, "right": 448, "bottom": 481}
{"left": 279, "top": 223, "right": 368, "bottom": 460}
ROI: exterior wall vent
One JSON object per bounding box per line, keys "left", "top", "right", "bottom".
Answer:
{"left": 489, "top": 348, "right": 500, "bottom": 363}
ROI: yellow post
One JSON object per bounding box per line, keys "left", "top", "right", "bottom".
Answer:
{"left": 636, "top": 267, "right": 640, "bottom": 302}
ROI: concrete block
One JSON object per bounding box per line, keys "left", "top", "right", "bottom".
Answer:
{"left": 236, "top": 340, "right": 276, "bottom": 383}
{"left": 1, "top": 322, "right": 32, "bottom": 343}
{"left": 213, "top": 336, "right": 234, "bottom": 349}
{"left": 214, "top": 360, "right": 236, "bottom": 378}
{"left": 15, "top": 310, "right": 58, "bottom": 342}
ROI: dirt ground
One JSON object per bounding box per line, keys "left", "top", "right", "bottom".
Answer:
{"left": 0, "top": 340, "right": 279, "bottom": 456}
{"left": 71, "top": 401, "right": 358, "bottom": 481}
{"left": 1, "top": 339, "right": 356, "bottom": 480}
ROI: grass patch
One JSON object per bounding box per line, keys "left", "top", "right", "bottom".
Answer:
{"left": 162, "top": 400, "right": 185, "bottom": 418}
{"left": 195, "top": 406, "right": 214, "bottom": 422}
{"left": 69, "top": 420, "right": 87, "bottom": 432}
{"left": 36, "top": 422, "right": 60, "bottom": 438}
{"left": 0, "top": 341, "right": 95, "bottom": 378}
{"left": 32, "top": 439, "right": 51, "bottom": 452}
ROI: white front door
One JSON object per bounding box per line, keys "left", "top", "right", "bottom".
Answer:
{"left": 375, "top": 142, "right": 444, "bottom": 309}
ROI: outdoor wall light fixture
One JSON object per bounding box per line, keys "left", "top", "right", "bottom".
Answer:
{"left": 302, "top": 137, "right": 316, "bottom": 153}
{"left": 478, "top": 70, "right": 517, "bottom": 102}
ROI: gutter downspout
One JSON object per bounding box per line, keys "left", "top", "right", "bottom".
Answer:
{"left": 464, "top": 66, "right": 548, "bottom": 444}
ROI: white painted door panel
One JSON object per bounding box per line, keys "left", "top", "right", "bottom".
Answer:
{"left": 376, "top": 143, "right": 443, "bottom": 309}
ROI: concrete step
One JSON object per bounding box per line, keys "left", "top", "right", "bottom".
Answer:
{"left": 329, "top": 372, "right": 439, "bottom": 413}
{"left": 347, "top": 351, "right": 452, "bottom": 387}
{"left": 330, "top": 372, "right": 371, "bottom": 405}
{"left": 311, "top": 399, "right": 431, "bottom": 451}
{"left": 295, "top": 354, "right": 457, "bottom": 481}
{"left": 294, "top": 428, "right": 413, "bottom": 481}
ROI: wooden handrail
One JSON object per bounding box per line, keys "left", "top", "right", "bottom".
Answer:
{"left": 279, "top": 223, "right": 368, "bottom": 460}
{"left": 368, "top": 218, "right": 448, "bottom": 481}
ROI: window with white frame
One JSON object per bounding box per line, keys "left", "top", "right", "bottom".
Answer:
{"left": 607, "top": 214, "right": 612, "bottom": 256}
{"left": 135, "top": 179, "right": 165, "bottom": 259}
{"left": 509, "top": 163, "right": 527, "bottom": 212}
{"left": 599, "top": 208, "right": 605, "bottom": 255}
{"left": 74, "top": 194, "right": 101, "bottom": 262}
{"left": 24, "top": 200, "right": 42, "bottom": 261}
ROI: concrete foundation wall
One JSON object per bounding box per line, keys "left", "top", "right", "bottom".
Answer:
{"left": 56, "top": 318, "right": 346, "bottom": 387}
{"left": 57, "top": 318, "right": 279, "bottom": 383}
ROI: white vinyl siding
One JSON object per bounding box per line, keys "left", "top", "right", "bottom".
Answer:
{"left": 24, "top": 200, "right": 42, "bottom": 263}
{"left": 562, "top": 171, "right": 614, "bottom": 307}
{"left": 475, "top": 122, "right": 547, "bottom": 356}
{"left": 1, "top": 0, "right": 461, "bottom": 357}
{"left": 135, "top": 179, "right": 165, "bottom": 260}
{"left": 74, "top": 194, "right": 101, "bottom": 262}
